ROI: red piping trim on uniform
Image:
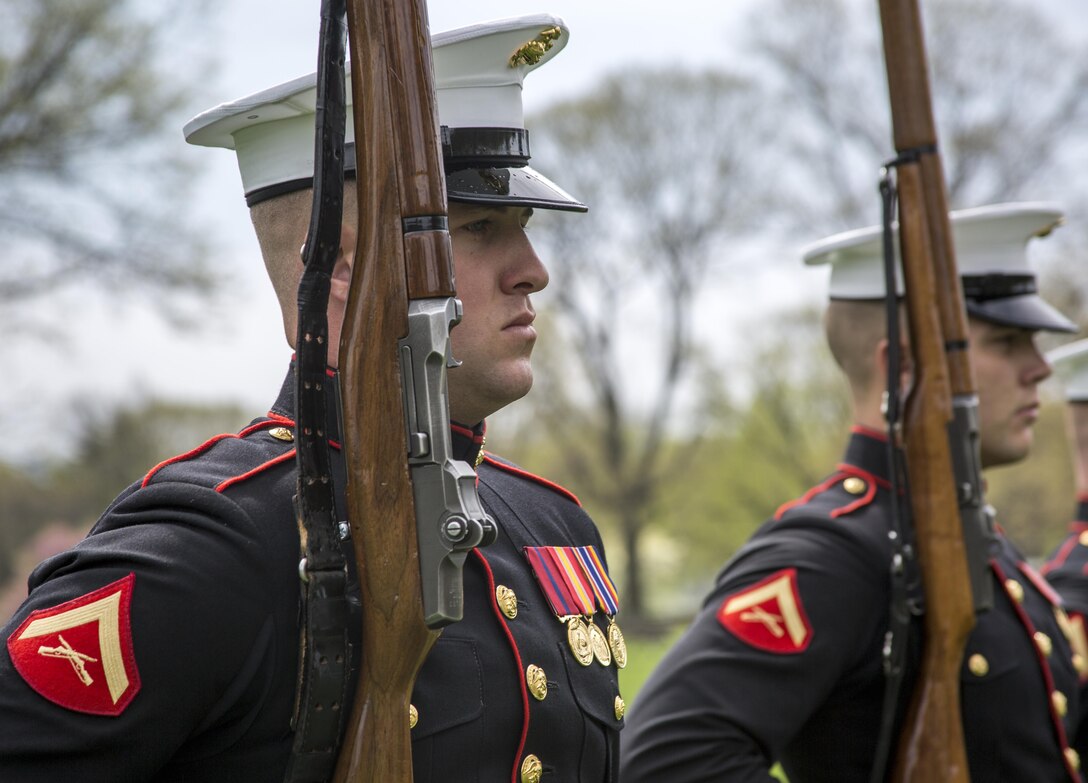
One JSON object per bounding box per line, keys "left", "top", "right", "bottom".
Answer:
{"left": 482, "top": 456, "right": 581, "bottom": 507}
{"left": 774, "top": 472, "right": 846, "bottom": 520}
{"left": 263, "top": 412, "right": 342, "bottom": 452}
{"left": 285, "top": 357, "right": 336, "bottom": 381}
{"left": 141, "top": 420, "right": 298, "bottom": 489}
{"left": 992, "top": 559, "right": 1080, "bottom": 782}
{"left": 472, "top": 549, "right": 530, "bottom": 783}
{"left": 775, "top": 463, "right": 888, "bottom": 521}
{"left": 240, "top": 420, "right": 283, "bottom": 437}
{"left": 142, "top": 432, "right": 238, "bottom": 488}
{"left": 451, "top": 422, "right": 485, "bottom": 444}
{"left": 835, "top": 463, "right": 891, "bottom": 492}
{"left": 850, "top": 424, "right": 889, "bottom": 442}
{"left": 216, "top": 450, "right": 297, "bottom": 493}
{"left": 829, "top": 465, "right": 884, "bottom": 518}
{"left": 1019, "top": 560, "right": 1064, "bottom": 607}
{"left": 1041, "top": 524, "right": 1088, "bottom": 576}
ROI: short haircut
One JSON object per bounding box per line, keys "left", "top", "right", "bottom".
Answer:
{"left": 249, "top": 187, "right": 356, "bottom": 344}
{"left": 823, "top": 299, "right": 890, "bottom": 394}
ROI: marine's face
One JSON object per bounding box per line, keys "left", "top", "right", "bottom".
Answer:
{"left": 446, "top": 203, "right": 548, "bottom": 425}
{"left": 971, "top": 318, "right": 1052, "bottom": 468}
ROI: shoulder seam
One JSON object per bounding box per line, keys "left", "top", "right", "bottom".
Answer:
{"left": 141, "top": 419, "right": 291, "bottom": 490}
{"left": 481, "top": 455, "right": 581, "bottom": 506}
{"left": 774, "top": 465, "right": 885, "bottom": 522}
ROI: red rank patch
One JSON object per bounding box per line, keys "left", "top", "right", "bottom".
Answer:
{"left": 717, "top": 568, "right": 813, "bottom": 654}
{"left": 7, "top": 573, "right": 140, "bottom": 716}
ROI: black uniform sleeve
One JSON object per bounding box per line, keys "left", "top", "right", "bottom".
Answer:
{"left": 0, "top": 480, "right": 281, "bottom": 781}
{"left": 620, "top": 522, "right": 887, "bottom": 783}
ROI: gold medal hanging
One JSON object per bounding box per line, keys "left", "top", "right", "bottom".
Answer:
{"left": 566, "top": 616, "right": 594, "bottom": 666}
{"left": 608, "top": 618, "right": 628, "bottom": 669}
{"left": 588, "top": 619, "right": 612, "bottom": 666}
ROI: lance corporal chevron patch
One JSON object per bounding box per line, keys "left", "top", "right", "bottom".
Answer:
{"left": 7, "top": 573, "right": 141, "bottom": 716}
{"left": 716, "top": 568, "right": 813, "bottom": 654}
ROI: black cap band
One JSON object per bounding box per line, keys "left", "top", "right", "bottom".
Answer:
{"left": 961, "top": 273, "right": 1037, "bottom": 301}
{"left": 246, "top": 128, "right": 533, "bottom": 207}
{"left": 246, "top": 144, "right": 360, "bottom": 207}
{"left": 245, "top": 126, "right": 585, "bottom": 212}
{"left": 441, "top": 127, "right": 531, "bottom": 170}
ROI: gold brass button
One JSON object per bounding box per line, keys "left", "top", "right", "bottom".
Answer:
{"left": 1066, "top": 747, "right": 1081, "bottom": 771}
{"left": 1004, "top": 579, "right": 1025, "bottom": 604}
{"left": 1035, "top": 631, "right": 1053, "bottom": 657}
{"left": 496, "top": 585, "right": 518, "bottom": 620}
{"left": 526, "top": 664, "right": 548, "bottom": 701}
{"left": 409, "top": 703, "right": 418, "bottom": 729}
{"left": 1079, "top": 531, "right": 1088, "bottom": 547}
{"left": 842, "top": 477, "right": 866, "bottom": 495}
{"left": 1075, "top": 653, "right": 1088, "bottom": 677}
{"left": 967, "top": 653, "right": 989, "bottom": 677}
{"left": 1053, "top": 690, "right": 1069, "bottom": 717}
{"left": 614, "top": 695, "right": 626, "bottom": 721}
{"left": 269, "top": 426, "right": 295, "bottom": 442}
{"left": 520, "top": 753, "right": 543, "bottom": 783}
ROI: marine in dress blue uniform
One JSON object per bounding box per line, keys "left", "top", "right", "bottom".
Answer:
{"left": 0, "top": 15, "right": 623, "bottom": 783}
{"left": 1041, "top": 338, "right": 1088, "bottom": 763}
{"left": 621, "top": 203, "right": 1084, "bottom": 783}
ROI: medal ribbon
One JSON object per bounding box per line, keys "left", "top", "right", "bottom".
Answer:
{"left": 548, "top": 547, "right": 596, "bottom": 617}
{"left": 574, "top": 545, "right": 619, "bottom": 616}
{"left": 525, "top": 547, "right": 580, "bottom": 618}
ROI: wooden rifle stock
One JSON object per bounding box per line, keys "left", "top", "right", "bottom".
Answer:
{"left": 877, "top": 1, "right": 978, "bottom": 781}
{"left": 333, "top": 0, "right": 453, "bottom": 780}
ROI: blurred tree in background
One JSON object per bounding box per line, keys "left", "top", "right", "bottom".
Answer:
{"left": 743, "top": 0, "right": 1088, "bottom": 232}
{"left": 0, "top": 0, "right": 219, "bottom": 340}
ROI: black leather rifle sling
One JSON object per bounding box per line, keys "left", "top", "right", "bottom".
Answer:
{"left": 283, "top": 1, "right": 353, "bottom": 780}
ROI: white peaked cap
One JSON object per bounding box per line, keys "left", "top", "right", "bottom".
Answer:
{"left": 1049, "top": 339, "right": 1088, "bottom": 402}
{"left": 183, "top": 14, "right": 585, "bottom": 211}
{"left": 802, "top": 202, "right": 1076, "bottom": 333}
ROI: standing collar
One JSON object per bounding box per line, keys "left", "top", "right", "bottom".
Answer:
{"left": 450, "top": 421, "right": 487, "bottom": 467}
{"left": 842, "top": 425, "right": 894, "bottom": 483}
{"left": 269, "top": 360, "right": 486, "bottom": 467}
{"left": 1076, "top": 495, "right": 1088, "bottom": 524}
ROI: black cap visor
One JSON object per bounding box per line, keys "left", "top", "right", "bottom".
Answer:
{"left": 966, "top": 294, "right": 1077, "bottom": 333}
{"left": 960, "top": 272, "right": 1076, "bottom": 333}
{"left": 446, "top": 165, "right": 586, "bottom": 212}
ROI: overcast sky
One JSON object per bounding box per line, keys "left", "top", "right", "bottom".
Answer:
{"left": 6, "top": 0, "right": 1084, "bottom": 464}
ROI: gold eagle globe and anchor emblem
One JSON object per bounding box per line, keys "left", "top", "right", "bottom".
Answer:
{"left": 509, "top": 27, "right": 563, "bottom": 67}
